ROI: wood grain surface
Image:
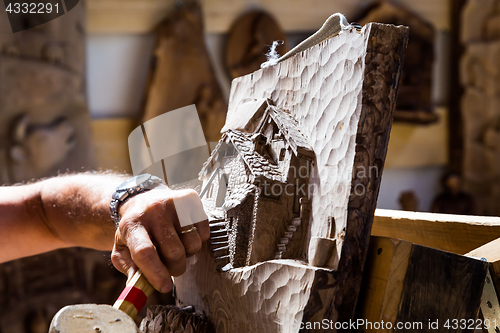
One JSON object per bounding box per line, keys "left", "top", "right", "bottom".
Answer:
{"left": 373, "top": 209, "right": 500, "bottom": 255}
{"left": 356, "top": 237, "right": 488, "bottom": 333}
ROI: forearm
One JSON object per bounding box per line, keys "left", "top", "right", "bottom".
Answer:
{"left": 39, "top": 172, "right": 127, "bottom": 250}
{"left": 0, "top": 171, "right": 210, "bottom": 293}
{"left": 0, "top": 172, "right": 127, "bottom": 263}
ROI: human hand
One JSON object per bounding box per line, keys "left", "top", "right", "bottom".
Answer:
{"left": 111, "top": 187, "right": 209, "bottom": 293}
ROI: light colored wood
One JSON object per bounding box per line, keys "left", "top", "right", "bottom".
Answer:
{"left": 176, "top": 21, "right": 408, "bottom": 332}
{"left": 86, "top": 0, "right": 450, "bottom": 34}
{"left": 113, "top": 270, "right": 154, "bottom": 320}
{"left": 467, "top": 237, "right": 500, "bottom": 290}
{"left": 177, "top": 248, "right": 335, "bottom": 332}
{"left": 91, "top": 118, "right": 135, "bottom": 173}
{"left": 468, "top": 237, "right": 500, "bottom": 263}
{"left": 226, "top": 22, "right": 407, "bottom": 272}
{"left": 356, "top": 237, "right": 412, "bottom": 333}
{"left": 308, "top": 237, "right": 337, "bottom": 269}
{"left": 49, "top": 304, "right": 139, "bottom": 333}
{"left": 373, "top": 209, "right": 500, "bottom": 255}
{"left": 357, "top": 236, "right": 488, "bottom": 332}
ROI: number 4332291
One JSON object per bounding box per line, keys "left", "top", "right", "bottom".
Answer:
{"left": 6, "top": 3, "right": 59, "bottom": 14}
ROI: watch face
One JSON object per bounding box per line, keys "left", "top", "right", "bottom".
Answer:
{"left": 117, "top": 174, "right": 151, "bottom": 191}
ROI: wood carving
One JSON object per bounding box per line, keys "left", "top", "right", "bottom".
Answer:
{"left": 460, "top": 0, "right": 500, "bottom": 216}
{"left": 140, "top": 1, "right": 227, "bottom": 143}
{"left": 199, "top": 100, "right": 314, "bottom": 270}
{"left": 0, "top": 1, "right": 94, "bottom": 185}
{"left": 357, "top": 2, "right": 438, "bottom": 124}
{"left": 356, "top": 236, "right": 488, "bottom": 333}
{"left": 174, "top": 17, "right": 408, "bottom": 332}
{"left": 140, "top": 306, "right": 215, "bottom": 333}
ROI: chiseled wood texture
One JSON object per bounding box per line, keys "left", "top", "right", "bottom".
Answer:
{"left": 175, "top": 23, "right": 408, "bottom": 332}
{"left": 395, "top": 245, "right": 487, "bottom": 333}
{"left": 227, "top": 23, "right": 408, "bottom": 270}
{"left": 356, "top": 236, "right": 488, "bottom": 333}
{"left": 373, "top": 209, "right": 500, "bottom": 255}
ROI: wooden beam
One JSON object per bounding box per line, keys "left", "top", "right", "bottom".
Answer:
{"left": 467, "top": 237, "right": 500, "bottom": 299}
{"left": 86, "top": 0, "right": 450, "bottom": 34}
{"left": 372, "top": 209, "right": 500, "bottom": 255}
{"left": 356, "top": 236, "right": 488, "bottom": 333}
{"left": 356, "top": 237, "right": 412, "bottom": 333}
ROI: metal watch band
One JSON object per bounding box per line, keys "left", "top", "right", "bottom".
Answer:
{"left": 110, "top": 174, "right": 163, "bottom": 228}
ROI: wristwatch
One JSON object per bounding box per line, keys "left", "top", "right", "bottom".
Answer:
{"left": 110, "top": 173, "right": 164, "bottom": 228}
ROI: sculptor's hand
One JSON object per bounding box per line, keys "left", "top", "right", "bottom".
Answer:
{"left": 111, "top": 187, "right": 209, "bottom": 293}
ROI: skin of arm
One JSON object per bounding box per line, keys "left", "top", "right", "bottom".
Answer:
{"left": 0, "top": 172, "right": 209, "bottom": 293}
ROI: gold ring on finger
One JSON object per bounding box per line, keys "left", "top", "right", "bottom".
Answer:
{"left": 180, "top": 226, "right": 198, "bottom": 235}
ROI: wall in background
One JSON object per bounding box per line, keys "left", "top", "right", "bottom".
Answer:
{"left": 378, "top": 166, "right": 445, "bottom": 211}
{"left": 87, "top": 35, "right": 155, "bottom": 118}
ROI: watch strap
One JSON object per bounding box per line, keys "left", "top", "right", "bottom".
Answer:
{"left": 110, "top": 174, "right": 163, "bottom": 228}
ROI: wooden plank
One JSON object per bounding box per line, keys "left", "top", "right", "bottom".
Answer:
{"left": 87, "top": 0, "right": 450, "bottom": 34}
{"left": 356, "top": 237, "right": 412, "bottom": 333}
{"left": 468, "top": 238, "right": 500, "bottom": 298}
{"left": 373, "top": 209, "right": 500, "bottom": 255}
{"left": 396, "top": 245, "right": 487, "bottom": 332}
{"left": 467, "top": 239, "right": 500, "bottom": 333}
{"left": 356, "top": 236, "right": 488, "bottom": 333}
{"left": 91, "top": 118, "right": 135, "bottom": 173}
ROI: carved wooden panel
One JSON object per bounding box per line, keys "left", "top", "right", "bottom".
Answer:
{"left": 0, "top": 1, "right": 94, "bottom": 184}
{"left": 175, "top": 21, "right": 408, "bottom": 332}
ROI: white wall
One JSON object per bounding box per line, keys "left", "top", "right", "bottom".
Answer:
{"left": 87, "top": 34, "right": 155, "bottom": 118}
{"left": 378, "top": 166, "right": 445, "bottom": 211}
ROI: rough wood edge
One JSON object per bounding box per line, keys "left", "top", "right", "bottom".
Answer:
{"left": 325, "top": 23, "right": 409, "bottom": 324}
{"left": 373, "top": 209, "right": 500, "bottom": 255}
